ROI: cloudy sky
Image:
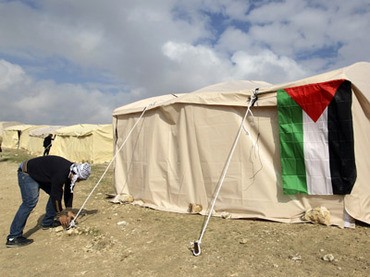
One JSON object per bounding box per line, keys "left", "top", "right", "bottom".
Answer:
{"left": 0, "top": 0, "right": 369, "bottom": 125}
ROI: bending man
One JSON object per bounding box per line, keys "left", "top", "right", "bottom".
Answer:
{"left": 6, "top": 155, "right": 91, "bottom": 248}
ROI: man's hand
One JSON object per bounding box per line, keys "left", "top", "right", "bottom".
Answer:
{"left": 59, "top": 215, "right": 70, "bottom": 227}
{"left": 67, "top": 211, "right": 76, "bottom": 220}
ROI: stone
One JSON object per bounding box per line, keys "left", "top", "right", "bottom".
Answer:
{"left": 322, "top": 254, "right": 335, "bottom": 262}
{"left": 116, "top": 193, "right": 134, "bottom": 203}
{"left": 304, "top": 206, "right": 330, "bottom": 225}
{"left": 188, "top": 203, "right": 202, "bottom": 213}
{"left": 54, "top": 226, "right": 64, "bottom": 233}
{"left": 66, "top": 228, "right": 79, "bottom": 236}
{"left": 239, "top": 238, "right": 248, "bottom": 244}
{"left": 220, "top": 212, "right": 231, "bottom": 219}
{"left": 289, "top": 253, "right": 302, "bottom": 261}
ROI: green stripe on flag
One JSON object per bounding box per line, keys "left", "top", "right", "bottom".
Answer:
{"left": 277, "top": 89, "right": 307, "bottom": 194}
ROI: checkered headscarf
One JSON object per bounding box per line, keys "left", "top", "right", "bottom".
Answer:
{"left": 69, "top": 162, "right": 91, "bottom": 193}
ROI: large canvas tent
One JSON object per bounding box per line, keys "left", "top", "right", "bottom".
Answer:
{"left": 112, "top": 62, "right": 370, "bottom": 228}
{"left": 50, "top": 124, "right": 113, "bottom": 164}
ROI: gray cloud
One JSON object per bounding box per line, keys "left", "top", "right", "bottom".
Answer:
{"left": 0, "top": 0, "right": 369, "bottom": 125}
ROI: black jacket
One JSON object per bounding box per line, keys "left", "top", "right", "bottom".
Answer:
{"left": 25, "top": 156, "right": 73, "bottom": 214}
{"left": 43, "top": 136, "right": 52, "bottom": 148}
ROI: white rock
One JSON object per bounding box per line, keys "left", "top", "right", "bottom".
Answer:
{"left": 322, "top": 254, "right": 335, "bottom": 262}
{"left": 220, "top": 212, "right": 231, "bottom": 219}
{"left": 290, "top": 254, "right": 302, "bottom": 261}
{"left": 188, "top": 203, "right": 203, "bottom": 213}
{"left": 116, "top": 193, "right": 134, "bottom": 203}
{"left": 54, "top": 226, "right": 64, "bottom": 233}
{"left": 304, "top": 206, "right": 330, "bottom": 225}
{"left": 239, "top": 238, "right": 248, "bottom": 244}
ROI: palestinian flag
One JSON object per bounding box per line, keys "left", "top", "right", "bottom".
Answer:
{"left": 277, "top": 79, "right": 356, "bottom": 195}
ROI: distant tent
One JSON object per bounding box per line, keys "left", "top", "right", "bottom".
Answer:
{"left": 0, "top": 121, "right": 22, "bottom": 138}
{"left": 50, "top": 124, "right": 113, "bottom": 164}
{"left": 112, "top": 62, "right": 370, "bottom": 228}
{"left": 27, "top": 126, "right": 65, "bottom": 155}
{"left": 0, "top": 121, "right": 22, "bottom": 148}
{"left": 2, "top": 124, "right": 41, "bottom": 150}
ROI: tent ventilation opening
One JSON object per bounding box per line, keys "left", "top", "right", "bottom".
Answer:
{"left": 191, "top": 88, "right": 259, "bottom": 256}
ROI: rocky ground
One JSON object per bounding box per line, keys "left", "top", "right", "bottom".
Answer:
{"left": 0, "top": 149, "right": 369, "bottom": 277}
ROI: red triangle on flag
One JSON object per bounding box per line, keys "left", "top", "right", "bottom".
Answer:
{"left": 284, "top": 79, "right": 345, "bottom": 122}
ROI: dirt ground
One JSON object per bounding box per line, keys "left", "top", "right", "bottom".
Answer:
{"left": 0, "top": 151, "right": 369, "bottom": 277}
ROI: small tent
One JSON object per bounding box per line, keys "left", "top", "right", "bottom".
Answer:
{"left": 0, "top": 121, "right": 22, "bottom": 138}
{"left": 2, "top": 124, "right": 41, "bottom": 150}
{"left": 0, "top": 121, "right": 22, "bottom": 149}
{"left": 112, "top": 62, "right": 370, "bottom": 228}
{"left": 50, "top": 124, "right": 113, "bottom": 164}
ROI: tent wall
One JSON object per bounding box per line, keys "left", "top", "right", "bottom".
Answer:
{"left": 112, "top": 62, "right": 370, "bottom": 227}
{"left": 19, "top": 126, "right": 46, "bottom": 152}
{"left": 91, "top": 126, "right": 114, "bottom": 164}
{"left": 344, "top": 87, "right": 370, "bottom": 224}
{"left": 51, "top": 134, "right": 94, "bottom": 163}
{"left": 2, "top": 129, "right": 20, "bottom": 149}
{"left": 113, "top": 103, "right": 347, "bottom": 227}
{"left": 26, "top": 135, "right": 45, "bottom": 155}
{"left": 50, "top": 124, "right": 113, "bottom": 164}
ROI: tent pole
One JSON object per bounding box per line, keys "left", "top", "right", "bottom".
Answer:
{"left": 192, "top": 89, "right": 258, "bottom": 256}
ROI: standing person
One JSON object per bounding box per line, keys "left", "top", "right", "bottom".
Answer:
{"left": 43, "top": 134, "right": 54, "bottom": 156}
{"left": 6, "top": 155, "right": 91, "bottom": 248}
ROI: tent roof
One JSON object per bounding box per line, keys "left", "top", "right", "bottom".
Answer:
{"left": 113, "top": 94, "right": 183, "bottom": 116}
{"left": 28, "top": 126, "right": 65, "bottom": 137}
{"left": 113, "top": 80, "right": 272, "bottom": 116}
{"left": 54, "top": 124, "right": 111, "bottom": 137}
{"left": 113, "top": 62, "right": 370, "bottom": 116}
{"left": 4, "top": 124, "right": 35, "bottom": 131}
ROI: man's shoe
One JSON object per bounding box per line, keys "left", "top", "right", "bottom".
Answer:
{"left": 6, "top": 236, "right": 33, "bottom": 248}
{"left": 41, "top": 220, "right": 62, "bottom": 230}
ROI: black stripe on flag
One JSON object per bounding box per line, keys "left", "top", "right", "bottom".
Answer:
{"left": 328, "top": 80, "right": 356, "bottom": 194}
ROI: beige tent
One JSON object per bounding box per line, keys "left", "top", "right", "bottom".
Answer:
{"left": 27, "top": 126, "right": 65, "bottom": 155}
{"left": 50, "top": 124, "right": 113, "bottom": 164}
{"left": 0, "top": 121, "right": 22, "bottom": 148}
{"left": 0, "top": 121, "right": 22, "bottom": 138}
{"left": 2, "top": 124, "right": 41, "bottom": 150}
{"left": 112, "top": 62, "right": 370, "bottom": 228}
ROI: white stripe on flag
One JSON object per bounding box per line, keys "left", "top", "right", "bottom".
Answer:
{"left": 303, "top": 108, "right": 333, "bottom": 195}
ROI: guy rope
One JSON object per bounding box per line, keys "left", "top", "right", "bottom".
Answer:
{"left": 191, "top": 88, "right": 258, "bottom": 256}
{"left": 67, "top": 105, "right": 150, "bottom": 229}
